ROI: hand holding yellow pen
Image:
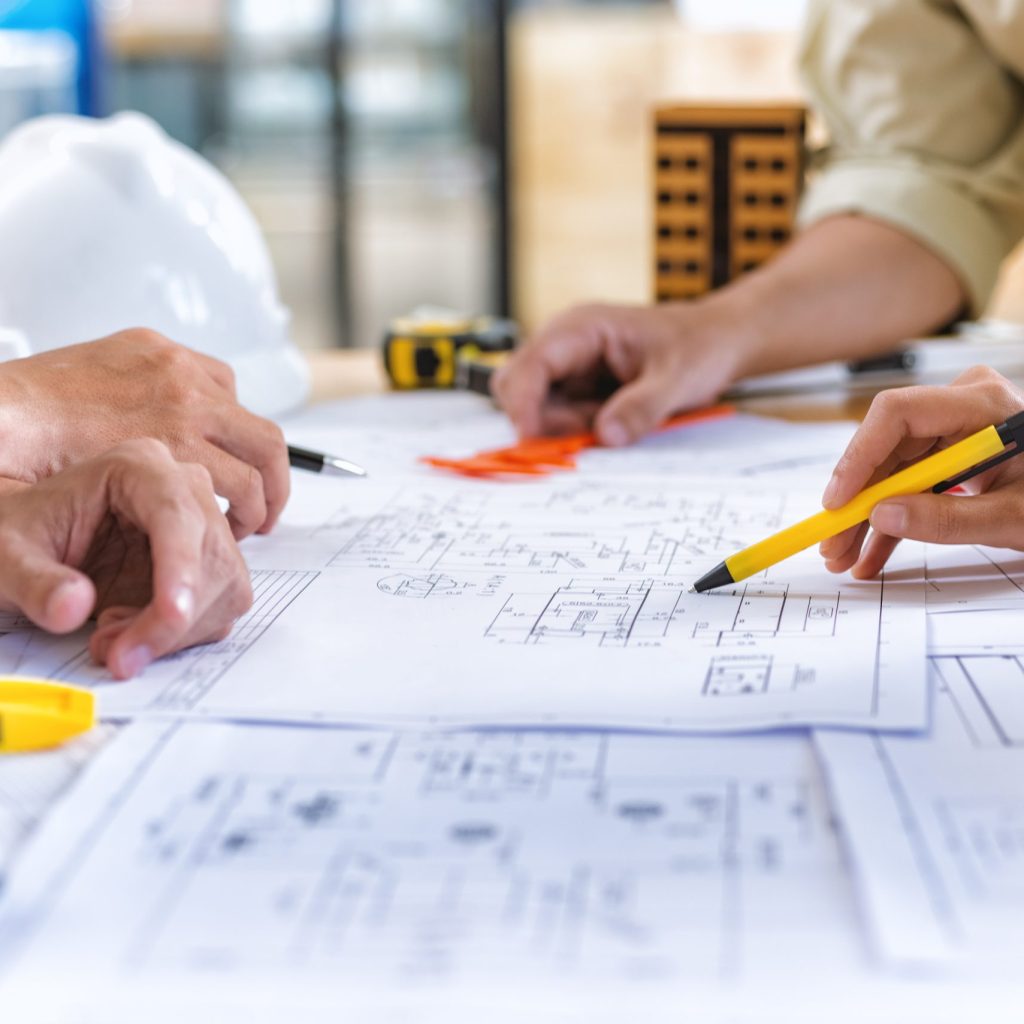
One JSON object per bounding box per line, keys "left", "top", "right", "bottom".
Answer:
{"left": 692, "top": 410, "right": 1024, "bottom": 593}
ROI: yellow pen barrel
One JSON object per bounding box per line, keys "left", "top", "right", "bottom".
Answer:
{"left": 724, "top": 424, "right": 1006, "bottom": 584}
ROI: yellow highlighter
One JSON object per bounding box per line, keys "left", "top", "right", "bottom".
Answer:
{"left": 0, "top": 679, "right": 96, "bottom": 754}
{"left": 692, "top": 410, "right": 1024, "bottom": 593}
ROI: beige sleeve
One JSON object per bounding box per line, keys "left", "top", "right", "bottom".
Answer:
{"left": 797, "top": 0, "right": 1024, "bottom": 314}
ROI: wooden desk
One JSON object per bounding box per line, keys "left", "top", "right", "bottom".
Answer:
{"left": 305, "top": 348, "right": 874, "bottom": 422}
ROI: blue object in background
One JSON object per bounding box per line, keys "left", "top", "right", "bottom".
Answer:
{"left": 0, "top": 0, "right": 101, "bottom": 114}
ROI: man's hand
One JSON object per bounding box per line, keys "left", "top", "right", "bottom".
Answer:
{"left": 0, "top": 329, "right": 289, "bottom": 538}
{"left": 819, "top": 366, "right": 1024, "bottom": 578}
{"left": 492, "top": 302, "right": 754, "bottom": 445}
{"left": 493, "top": 217, "right": 967, "bottom": 446}
{"left": 0, "top": 439, "right": 253, "bottom": 679}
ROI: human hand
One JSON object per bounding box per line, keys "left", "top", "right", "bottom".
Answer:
{"left": 0, "top": 439, "right": 253, "bottom": 679}
{"left": 491, "top": 301, "right": 755, "bottom": 445}
{"left": 0, "top": 329, "right": 289, "bottom": 538}
{"left": 819, "top": 366, "right": 1024, "bottom": 578}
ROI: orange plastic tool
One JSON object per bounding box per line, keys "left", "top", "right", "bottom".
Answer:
{"left": 422, "top": 405, "right": 735, "bottom": 479}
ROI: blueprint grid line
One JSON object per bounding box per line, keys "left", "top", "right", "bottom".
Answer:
{"left": 0, "top": 571, "right": 319, "bottom": 715}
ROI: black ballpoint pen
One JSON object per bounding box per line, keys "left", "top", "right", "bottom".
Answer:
{"left": 288, "top": 445, "right": 368, "bottom": 478}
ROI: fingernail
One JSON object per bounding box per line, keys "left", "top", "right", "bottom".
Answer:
{"left": 821, "top": 474, "right": 840, "bottom": 508}
{"left": 599, "top": 421, "right": 629, "bottom": 448}
{"left": 170, "top": 585, "right": 194, "bottom": 622}
{"left": 119, "top": 645, "right": 152, "bottom": 679}
{"left": 870, "top": 502, "right": 907, "bottom": 536}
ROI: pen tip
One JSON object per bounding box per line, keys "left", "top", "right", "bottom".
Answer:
{"left": 691, "top": 561, "right": 735, "bottom": 594}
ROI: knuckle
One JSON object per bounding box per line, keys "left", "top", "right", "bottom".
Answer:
{"left": 263, "top": 420, "right": 287, "bottom": 458}
{"left": 155, "top": 342, "right": 199, "bottom": 379}
{"left": 126, "top": 327, "right": 172, "bottom": 350}
{"left": 163, "top": 377, "right": 204, "bottom": 409}
{"left": 870, "top": 388, "right": 900, "bottom": 416}
{"left": 241, "top": 462, "right": 265, "bottom": 503}
{"left": 184, "top": 461, "right": 215, "bottom": 493}
{"left": 112, "top": 437, "right": 173, "bottom": 465}
{"left": 978, "top": 377, "right": 1020, "bottom": 413}
{"left": 956, "top": 364, "right": 1000, "bottom": 386}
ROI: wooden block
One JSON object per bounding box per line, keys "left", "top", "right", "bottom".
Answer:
{"left": 653, "top": 103, "right": 806, "bottom": 301}
{"left": 510, "top": 8, "right": 805, "bottom": 331}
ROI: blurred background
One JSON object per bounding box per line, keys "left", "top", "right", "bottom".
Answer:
{"left": 0, "top": 0, "right": 1020, "bottom": 351}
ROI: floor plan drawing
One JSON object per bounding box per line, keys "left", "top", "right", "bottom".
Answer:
{"left": 483, "top": 577, "right": 841, "bottom": 651}
{"left": 0, "top": 471, "right": 928, "bottom": 732}
{"left": 320, "top": 481, "right": 788, "bottom": 578}
{"left": 925, "top": 545, "right": 1024, "bottom": 656}
{"left": 0, "top": 725, "right": 116, "bottom": 886}
{"left": 815, "top": 657, "right": 1024, "bottom": 973}
{"left": 55, "top": 557, "right": 922, "bottom": 731}
{"left": 0, "top": 570, "right": 318, "bottom": 714}
{"left": 0, "top": 720, "right": 868, "bottom": 1010}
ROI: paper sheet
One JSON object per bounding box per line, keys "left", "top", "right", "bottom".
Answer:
{"left": 0, "top": 472, "right": 928, "bottom": 732}
{"left": 815, "top": 657, "right": 1024, "bottom": 976}
{"left": 0, "top": 726, "right": 115, "bottom": 887}
{"left": 926, "top": 545, "right": 1024, "bottom": 655}
{"left": 0, "top": 718, "right": 870, "bottom": 1014}
{"left": 283, "top": 393, "right": 858, "bottom": 483}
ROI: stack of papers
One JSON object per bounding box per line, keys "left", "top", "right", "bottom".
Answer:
{"left": 0, "top": 393, "right": 1020, "bottom": 1022}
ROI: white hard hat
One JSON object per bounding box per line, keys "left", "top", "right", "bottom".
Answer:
{"left": 0, "top": 111, "right": 309, "bottom": 417}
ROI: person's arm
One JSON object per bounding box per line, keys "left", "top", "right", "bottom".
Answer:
{"left": 494, "top": 214, "right": 964, "bottom": 446}
{"left": 495, "top": 0, "right": 1024, "bottom": 445}
{"left": 0, "top": 439, "right": 253, "bottom": 679}
{"left": 0, "top": 329, "right": 290, "bottom": 538}
{"left": 817, "top": 366, "right": 1024, "bottom": 579}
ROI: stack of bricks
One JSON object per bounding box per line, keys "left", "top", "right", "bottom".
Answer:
{"left": 653, "top": 104, "right": 806, "bottom": 302}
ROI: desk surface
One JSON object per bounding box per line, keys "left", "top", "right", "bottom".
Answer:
{"left": 305, "top": 348, "right": 875, "bottom": 422}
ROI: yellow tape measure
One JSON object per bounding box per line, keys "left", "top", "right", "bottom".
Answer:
{"left": 0, "top": 678, "right": 96, "bottom": 753}
{"left": 383, "top": 311, "right": 517, "bottom": 390}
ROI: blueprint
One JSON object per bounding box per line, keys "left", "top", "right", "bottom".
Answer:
{"left": 282, "top": 394, "right": 858, "bottom": 483}
{"left": 0, "top": 569, "right": 319, "bottom": 710}
{"left": 815, "top": 657, "right": 1024, "bottom": 975}
{"left": 1, "top": 397, "right": 1021, "bottom": 1020}
{"left": 0, "top": 718, "right": 873, "bottom": 1017}
{"left": 0, "top": 726, "right": 115, "bottom": 888}
{"left": 926, "top": 545, "right": 1024, "bottom": 655}
{"left": 0, "top": 474, "right": 928, "bottom": 732}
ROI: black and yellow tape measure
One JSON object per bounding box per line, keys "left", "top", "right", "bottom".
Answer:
{"left": 382, "top": 312, "right": 518, "bottom": 390}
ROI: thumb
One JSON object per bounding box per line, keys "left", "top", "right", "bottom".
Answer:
{"left": 869, "top": 491, "right": 1023, "bottom": 548}
{"left": 594, "top": 365, "right": 683, "bottom": 447}
{"left": 0, "top": 546, "right": 95, "bottom": 633}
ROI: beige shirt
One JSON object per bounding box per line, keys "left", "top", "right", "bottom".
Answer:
{"left": 798, "top": 0, "right": 1024, "bottom": 313}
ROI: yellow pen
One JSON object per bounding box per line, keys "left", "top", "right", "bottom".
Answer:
{"left": 0, "top": 679, "right": 96, "bottom": 754}
{"left": 692, "top": 410, "right": 1024, "bottom": 593}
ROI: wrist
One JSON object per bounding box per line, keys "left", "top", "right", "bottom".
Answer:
{"left": 662, "top": 289, "right": 771, "bottom": 384}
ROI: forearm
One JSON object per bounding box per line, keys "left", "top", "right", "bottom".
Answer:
{"left": 699, "top": 214, "right": 968, "bottom": 379}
